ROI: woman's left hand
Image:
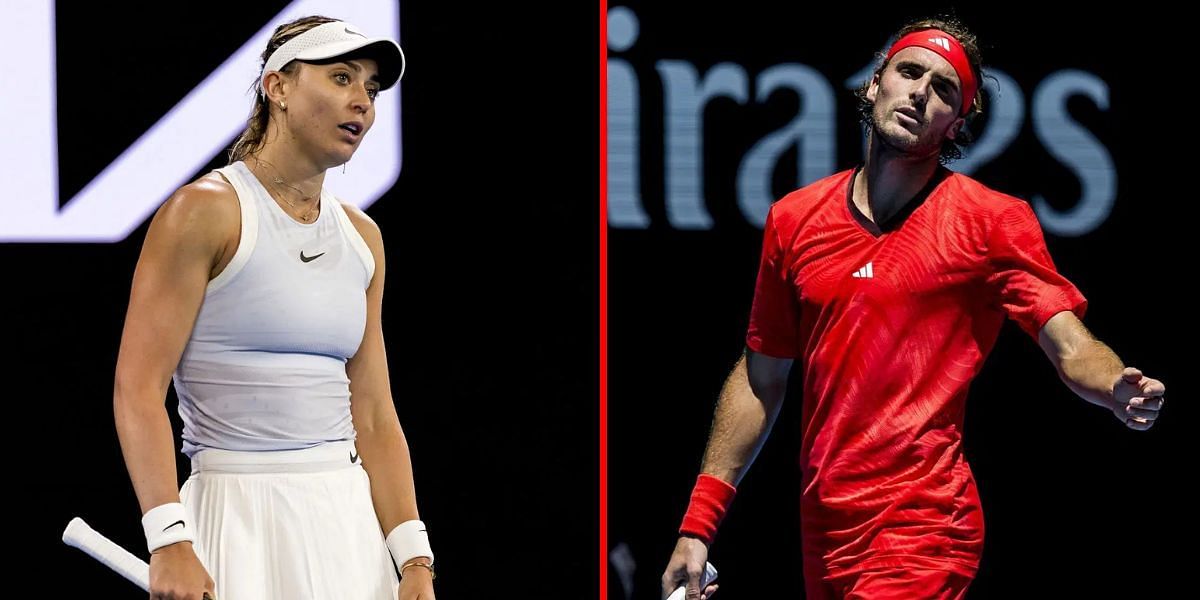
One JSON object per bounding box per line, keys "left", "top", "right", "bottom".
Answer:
{"left": 398, "top": 566, "right": 435, "bottom": 600}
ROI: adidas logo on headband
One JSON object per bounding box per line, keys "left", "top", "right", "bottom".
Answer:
{"left": 929, "top": 37, "right": 951, "bottom": 51}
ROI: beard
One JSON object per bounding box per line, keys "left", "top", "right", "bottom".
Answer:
{"left": 863, "top": 101, "right": 944, "bottom": 160}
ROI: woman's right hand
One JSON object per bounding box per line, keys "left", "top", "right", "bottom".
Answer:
{"left": 148, "top": 542, "right": 215, "bottom": 600}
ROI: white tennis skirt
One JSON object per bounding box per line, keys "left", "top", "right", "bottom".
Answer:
{"left": 179, "top": 441, "right": 400, "bottom": 599}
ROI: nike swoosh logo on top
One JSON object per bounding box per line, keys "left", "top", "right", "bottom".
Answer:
{"left": 300, "top": 251, "right": 326, "bottom": 263}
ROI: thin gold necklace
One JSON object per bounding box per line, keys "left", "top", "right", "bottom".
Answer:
{"left": 251, "top": 156, "right": 320, "bottom": 223}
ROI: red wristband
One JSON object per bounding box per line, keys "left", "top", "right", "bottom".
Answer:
{"left": 678, "top": 474, "right": 737, "bottom": 544}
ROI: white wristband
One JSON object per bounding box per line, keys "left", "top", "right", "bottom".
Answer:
{"left": 141, "top": 502, "right": 194, "bottom": 553}
{"left": 385, "top": 520, "right": 434, "bottom": 568}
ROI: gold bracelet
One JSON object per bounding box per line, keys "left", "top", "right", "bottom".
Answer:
{"left": 400, "top": 560, "right": 436, "bottom": 580}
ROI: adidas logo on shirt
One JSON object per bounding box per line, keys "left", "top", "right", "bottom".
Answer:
{"left": 851, "top": 262, "right": 874, "bottom": 279}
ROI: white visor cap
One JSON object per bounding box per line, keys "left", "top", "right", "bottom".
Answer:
{"left": 261, "top": 21, "right": 405, "bottom": 93}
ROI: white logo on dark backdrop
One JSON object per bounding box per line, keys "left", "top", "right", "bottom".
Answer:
{"left": 606, "top": 6, "right": 1116, "bottom": 237}
{"left": 0, "top": 0, "right": 402, "bottom": 242}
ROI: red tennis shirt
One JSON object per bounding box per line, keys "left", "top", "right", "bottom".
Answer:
{"left": 746, "top": 166, "right": 1087, "bottom": 579}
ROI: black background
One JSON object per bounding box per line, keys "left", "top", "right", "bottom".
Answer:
{"left": 5, "top": 2, "right": 597, "bottom": 597}
{"left": 608, "top": 1, "right": 1188, "bottom": 599}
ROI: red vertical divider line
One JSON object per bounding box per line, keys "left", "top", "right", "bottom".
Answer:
{"left": 599, "top": 1, "right": 609, "bottom": 599}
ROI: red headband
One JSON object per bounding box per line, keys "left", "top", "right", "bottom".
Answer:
{"left": 885, "top": 29, "right": 978, "bottom": 116}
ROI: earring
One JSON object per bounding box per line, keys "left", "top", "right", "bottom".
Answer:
{"left": 279, "top": 100, "right": 287, "bottom": 111}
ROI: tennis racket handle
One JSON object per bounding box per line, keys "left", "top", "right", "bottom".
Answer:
{"left": 62, "top": 517, "right": 150, "bottom": 591}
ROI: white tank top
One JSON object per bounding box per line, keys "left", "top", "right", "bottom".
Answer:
{"left": 172, "top": 161, "right": 376, "bottom": 457}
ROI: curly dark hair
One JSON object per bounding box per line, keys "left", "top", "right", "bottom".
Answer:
{"left": 855, "top": 16, "right": 988, "bottom": 164}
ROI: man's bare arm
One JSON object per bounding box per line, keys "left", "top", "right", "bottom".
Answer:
{"left": 1037, "top": 311, "right": 1165, "bottom": 430}
{"left": 700, "top": 351, "right": 794, "bottom": 484}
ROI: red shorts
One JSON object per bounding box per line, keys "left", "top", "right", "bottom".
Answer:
{"left": 808, "top": 567, "right": 974, "bottom": 600}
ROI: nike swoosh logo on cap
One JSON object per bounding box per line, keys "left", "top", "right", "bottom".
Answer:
{"left": 345, "top": 26, "right": 366, "bottom": 38}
